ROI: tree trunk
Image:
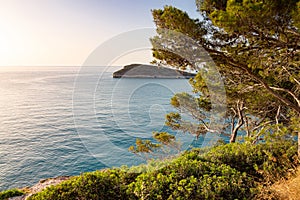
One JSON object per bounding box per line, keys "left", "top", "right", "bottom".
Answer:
{"left": 230, "top": 128, "right": 238, "bottom": 143}
{"left": 230, "top": 100, "right": 244, "bottom": 143}
{"left": 230, "top": 120, "right": 244, "bottom": 143}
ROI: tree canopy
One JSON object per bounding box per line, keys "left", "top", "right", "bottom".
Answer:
{"left": 131, "top": 0, "right": 300, "bottom": 156}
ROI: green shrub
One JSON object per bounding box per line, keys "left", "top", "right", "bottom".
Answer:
{"left": 127, "top": 157, "right": 257, "bottom": 199}
{"left": 27, "top": 140, "right": 298, "bottom": 200}
{"left": 0, "top": 189, "right": 24, "bottom": 200}
{"left": 28, "top": 169, "right": 139, "bottom": 200}
{"left": 201, "top": 140, "right": 298, "bottom": 182}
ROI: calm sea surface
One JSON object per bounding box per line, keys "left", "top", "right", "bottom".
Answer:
{"left": 0, "top": 66, "right": 203, "bottom": 190}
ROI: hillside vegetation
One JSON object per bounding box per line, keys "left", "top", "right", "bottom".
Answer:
{"left": 25, "top": 140, "right": 298, "bottom": 200}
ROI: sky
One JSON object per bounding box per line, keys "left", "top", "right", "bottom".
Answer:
{"left": 0, "top": 0, "right": 201, "bottom": 67}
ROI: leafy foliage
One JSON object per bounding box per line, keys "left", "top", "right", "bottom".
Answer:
{"left": 28, "top": 140, "right": 298, "bottom": 200}
{"left": 201, "top": 140, "right": 298, "bottom": 183}
{"left": 127, "top": 157, "right": 255, "bottom": 200}
{"left": 28, "top": 169, "right": 138, "bottom": 200}
{"left": 128, "top": 132, "right": 181, "bottom": 160}
{"left": 151, "top": 1, "right": 300, "bottom": 144}
{"left": 0, "top": 189, "right": 24, "bottom": 200}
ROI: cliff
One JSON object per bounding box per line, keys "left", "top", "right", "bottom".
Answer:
{"left": 113, "top": 64, "right": 196, "bottom": 79}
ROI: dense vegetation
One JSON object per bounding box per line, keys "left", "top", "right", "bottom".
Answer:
{"left": 150, "top": 0, "right": 300, "bottom": 148}
{"left": 27, "top": 139, "right": 298, "bottom": 200}
{"left": 128, "top": 2, "right": 300, "bottom": 199}
{"left": 0, "top": 188, "right": 24, "bottom": 200}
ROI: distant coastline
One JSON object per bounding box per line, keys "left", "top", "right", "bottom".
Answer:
{"left": 113, "top": 64, "right": 196, "bottom": 79}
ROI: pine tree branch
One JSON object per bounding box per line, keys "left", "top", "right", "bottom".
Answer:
{"left": 270, "top": 86, "right": 300, "bottom": 107}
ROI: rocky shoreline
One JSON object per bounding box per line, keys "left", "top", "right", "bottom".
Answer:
{"left": 9, "top": 176, "right": 70, "bottom": 200}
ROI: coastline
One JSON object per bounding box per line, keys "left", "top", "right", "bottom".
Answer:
{"left": 113, "top": 64, "right": 196, "bottom": 79}
{"left": 8, "top": 176, "right": 70, "bottom": 200}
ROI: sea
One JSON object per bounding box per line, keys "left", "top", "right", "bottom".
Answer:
{"left": 0, "top": 66, "right": 212, "bottom": 191}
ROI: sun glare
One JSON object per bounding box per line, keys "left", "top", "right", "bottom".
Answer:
{"left": 0, "top": 29, "right": 12, "bottom": 58}
{"left": 0, "top": 27, "right": 23, "bottom": 66}
{"left": 0, "top": 24, "right": 33, "bottom": 67}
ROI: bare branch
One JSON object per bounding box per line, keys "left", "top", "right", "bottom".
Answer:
{"left": 281, "top": 66, "right": 300, "bottom": 87}
{"left": 270, "top": 86, "right": 300, "bottom": 107}
{"left": 275, "top": 105, "right": 281, "bottom": 125}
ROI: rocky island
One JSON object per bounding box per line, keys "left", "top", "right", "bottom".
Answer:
{"left": 113, "top": 64, "right": 196, "bottom": 79}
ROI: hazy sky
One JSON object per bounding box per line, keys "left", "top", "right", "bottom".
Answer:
{"left": 0, "top": 0, "right": 200, "bottom": 67}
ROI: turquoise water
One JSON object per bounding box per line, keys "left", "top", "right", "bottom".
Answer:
{"left": 0, "top": 67, "right": 200, "bottom": 190}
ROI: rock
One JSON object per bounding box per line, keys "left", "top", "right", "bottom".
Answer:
{"left": 28, "top": 176, "right": 70, "bottom": 195}
{"left": 9, "top": 195, "right": 26, "bottom": 200}
{"left": 9, "top": 176, "right": 70, "bottom": 200}
{"left": 113, "top": 64, "right": 196, "bottom": 79}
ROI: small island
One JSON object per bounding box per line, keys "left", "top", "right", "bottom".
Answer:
{"left": 113, "top": 64, "right": 196, "bottom": 79}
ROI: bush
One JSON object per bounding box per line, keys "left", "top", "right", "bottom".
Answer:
{"left": 28, "top": 140, "right": 298, "bottom": 200}
{"left": 127, "top": 157, "right": 256, "bottom": 200}
{"left": 200, "top": 140, "right": 298, "bottom": 183}
{"left": 0, "top": 189, "right": 24, "bottom": 200}
{"left": 28, "top": 169, "right": 139, "bottom": 200}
